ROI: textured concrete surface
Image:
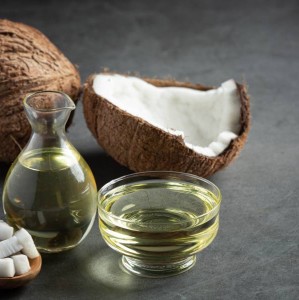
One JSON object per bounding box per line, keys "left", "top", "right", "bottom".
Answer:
{"left": 0, "top": 0, "right": 298, "bottom": 299}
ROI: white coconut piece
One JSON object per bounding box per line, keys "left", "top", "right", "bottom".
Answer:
{"left": 93, "top": 74, "right": 241, "bottom": 157}
{"left": 0, "top": 220, "right": 14, "bottom": 240}
{"left": 0, "top": 236, "right": 23, "bottom": 259}
{"left": 14, "top": 228, "right": 39, "bottom": 259}
{"left": 0, "top": 258, "right": 15, "bottom": 277}
{"left": 12, "top": 254, "right": 31, "bottom": 275}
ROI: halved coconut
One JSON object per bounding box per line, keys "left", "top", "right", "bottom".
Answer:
{"left": 83, "top": 73, "right": 250, "bottom": 177}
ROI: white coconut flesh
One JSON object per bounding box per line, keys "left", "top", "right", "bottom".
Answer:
{"left": 93, "top": 74, "right": 241, "bottom": 157}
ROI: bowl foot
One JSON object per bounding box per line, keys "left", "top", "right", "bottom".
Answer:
{"left": 121, "top": 255, "right": 196, "bottom": 278}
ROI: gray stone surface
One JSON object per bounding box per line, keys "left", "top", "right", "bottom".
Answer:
{"left": 0, "top": 0, "right": 298, "bottom": 299}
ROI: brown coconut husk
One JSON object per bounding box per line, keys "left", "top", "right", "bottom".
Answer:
{"left": 83, "top": 73, "right": 250, "bottom": 178}
{"left": 0, "top": 19, "right": 81, "bottom": 163}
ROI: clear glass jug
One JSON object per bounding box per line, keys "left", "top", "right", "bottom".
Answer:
{"left": 2, "top": 91, "right": 97, "bottom": 253}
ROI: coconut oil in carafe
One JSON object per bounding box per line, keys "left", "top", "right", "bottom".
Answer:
{"left": 2, "top": 91, "right": 97, "bottom": 253}
{"left": 3, "top": 147, "right": 97, "bottom": 253}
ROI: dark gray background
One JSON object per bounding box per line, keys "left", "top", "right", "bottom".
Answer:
{"left": 1, "top": 0, "right": 298, "bottom": 299}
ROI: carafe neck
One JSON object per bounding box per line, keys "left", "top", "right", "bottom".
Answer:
{"left": 23, "top": 91, "right": 76, "bottom": 149}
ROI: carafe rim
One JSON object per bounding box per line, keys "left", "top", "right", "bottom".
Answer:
{"left": 24, "top": 90, "right": 76, "bottom": 112}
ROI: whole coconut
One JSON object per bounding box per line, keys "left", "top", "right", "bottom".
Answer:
{"left": 0, "top": 19, "right": 81, "bottom": 163}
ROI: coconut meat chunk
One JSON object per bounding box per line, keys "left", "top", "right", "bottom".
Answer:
{"left": 93, "top": 74, "right": 241, "bottom": 157}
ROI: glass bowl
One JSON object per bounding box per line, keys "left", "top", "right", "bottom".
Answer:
{"left": 98, "top": 171, "right": 221, "bottom": 278}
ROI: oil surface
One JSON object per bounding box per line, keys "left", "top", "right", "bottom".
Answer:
{"left": 3, "top": 148, "right": 97, "bottom": 252}
{"left": 99, "top": 180, "right": 220, "bottom": 262}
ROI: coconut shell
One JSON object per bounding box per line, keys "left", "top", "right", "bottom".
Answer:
{"left": 0, "top": 19, "right": 81, "bottom": 163}
{"left": 83, "top": 73, "right": 250, "bottom": 178}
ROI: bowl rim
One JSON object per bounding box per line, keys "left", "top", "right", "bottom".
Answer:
{"left": 98, "top": 171, "right": 222, "bottom": 225}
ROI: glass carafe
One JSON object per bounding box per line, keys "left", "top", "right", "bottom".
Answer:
{"left": 2, "top": 91, "right": 97, "bottom": 253}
